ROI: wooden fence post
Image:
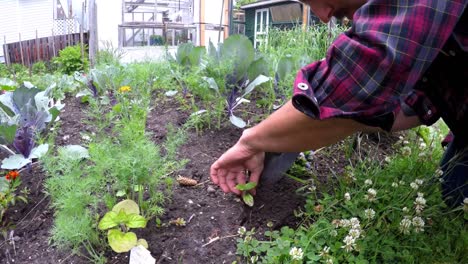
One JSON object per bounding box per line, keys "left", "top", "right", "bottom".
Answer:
{"left": 51, "top": 29, "right": 56, "bottom": 57}
{"left": 4, "top": 36, "right": 10, "bottom": 66}
{"left": 36, "top": 30, "right": 40, "bottom": 61}
{"left": 89, "top": 0, "right": 97, "bottom": 67}
{"left": 80, "top": 2, "right": 85, "bottom": 64}
{"left": 19, "top": 33, "right": 24, "bottom": 65}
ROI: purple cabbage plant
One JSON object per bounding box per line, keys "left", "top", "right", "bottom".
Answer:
{"left": 0, "top": 83, "right": 58, "bottom": 170}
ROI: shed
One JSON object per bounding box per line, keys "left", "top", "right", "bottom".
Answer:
{"left": 240, "top": 0, "right": 319, "bottom": 48}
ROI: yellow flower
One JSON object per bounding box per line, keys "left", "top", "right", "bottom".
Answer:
{"left": 118, "top": 86, "right": 131, "bottom": 93}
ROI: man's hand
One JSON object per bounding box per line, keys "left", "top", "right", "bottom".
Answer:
{"left": 210, "top": 141, "right": 264, "bottom": 195}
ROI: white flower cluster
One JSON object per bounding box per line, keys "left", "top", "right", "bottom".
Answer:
{"left": 364, "top": 208, "right": 376, "bottom": 220}
{"left": 344, "top": 192, "right": 351, "bottom": 201}
{"left": 410, "top": 179, "right": 424, "bottom": 190}
{"left": 463, "top": 198, "right": 468, "bottom": 212}
{"left": 412, "top": 216, "right": 425, "bottom": 233}
{"left": 401, "top": 146, "right": 412, "bottom": 156}
{"left": 414, "top": 192, "right": 426, "bottom": 214}
{"left": 392, "top": 182, "right": 399, "bottom": 188}
{"left": 250, "top": 255, "right": 258, "bottom": 263}
{"left": 289, "top": 247, "right": 304, "bottom": 261}
{"left": 337, "top": 217, "right": 361, "bottom": 253}
{"left": 364, "top": 179, "right": 373, "bottom": 186}
{"left": 238, "top": 226, "right": 246, "bottom": 236}
{"left": 319, "top": 245, "right": 333, "bottom": 263}
{"left": 399, "top": 217, "right": 412, "bottom": 234}
{"left": 365, "top": 188, "right": 377, "bottom": 202}
{"left": 399, "top": 216, "right": 425, "bottom": 234}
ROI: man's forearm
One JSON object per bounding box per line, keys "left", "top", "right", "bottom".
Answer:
{"left": 240, "top": 100, "right": 378, "bottom": 153}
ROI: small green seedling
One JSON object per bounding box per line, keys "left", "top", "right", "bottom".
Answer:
{"left": 236, "top": 182, "right": 257, "bottom": 207}
{"left": 98, "top": 199, "right": 148, "bottom": 253}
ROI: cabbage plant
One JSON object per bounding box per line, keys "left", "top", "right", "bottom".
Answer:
{"left": 0, "top": 81, "right": 63, "bottom": 170}
{"left": 203, "top": 35, "right": 270, "bottom": 128}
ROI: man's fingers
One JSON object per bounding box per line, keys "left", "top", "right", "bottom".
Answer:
{"left": 210, "top": 163, "right": 220, "bottom": 184}
{"left": 226, "top": 172, "right": 242, "bottom": 195}
{"left": 216, "top": 169, "right": 230, "bottom": 193}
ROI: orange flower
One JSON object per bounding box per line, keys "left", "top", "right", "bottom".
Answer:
{"left": 5, "top": 170, "right": 19, "bottom": 181}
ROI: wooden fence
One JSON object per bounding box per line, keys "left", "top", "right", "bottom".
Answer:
{"left": 3, "top": 32, "right": 89, "bottom": 67}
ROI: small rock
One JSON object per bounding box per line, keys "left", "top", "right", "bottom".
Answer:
{"left": 207, "top": 186, "right": 216, "bottom": 193}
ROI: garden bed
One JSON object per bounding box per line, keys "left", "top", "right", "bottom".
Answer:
{"left": 0, "top": 93, "right": 401, "bottom": 264}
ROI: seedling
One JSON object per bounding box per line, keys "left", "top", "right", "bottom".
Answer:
{"left": 236, "top": 182, "right": 257, "bottom": 207}
{"left": 98, "top": 199, "right": 149, "bottom": 253}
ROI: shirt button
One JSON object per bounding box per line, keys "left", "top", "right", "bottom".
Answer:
{"left": 449, "top": 50, "right": 456, "bottom": 56}
{"left": 298, "top": 82, "right": 309, "bottom": 91}
{"left": 427, "top": 110, "right": 432, "bottom": 115}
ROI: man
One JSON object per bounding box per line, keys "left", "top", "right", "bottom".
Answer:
{"left": 210, "top": 0, "right": 467, "bottom": 206}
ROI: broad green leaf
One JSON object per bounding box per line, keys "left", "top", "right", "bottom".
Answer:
{"left": 0, "top": 78, "right": 17, "bottom": 91}
{"left": 0, "top": 124, "right": 16, "bottom": 145}
{"left": 243, "top": 75, "right": 270, "bottom": 96}
{"left": 229, "top": 114, "right": 246, "bottom": 128}
{"left": 29, "top": 144, "right": 49, "bottom": 159}
{"left": 244, "top": 182, "right": 257, "bottom": 190}
{"left": 0, "top": 93, "right": 16, "bottom": 117}
{"left": 189, "top": 46, "right": 206, "bottom": 67}
{"left": 176, "top": 43, "right": 194, "bottom": 66}
{"left": 202, "top": 77, "right": 219, "bottom": 93}
{"left": 107, "top": 229, "right": 137, "bottom": 253}
{"left": 242, "top": 193, "right": 254, "bottom": 207}
{"left": 247, "top": 57, "right": 268, "bottom": 82}
{"left": 222, "top": 35, "right": 254, "bottom": 81}
{"left": 112, "top": 199, "right": 140, "bottom": 215}
{"left": 236, "top": 182, "right": 256, "bottom": 191}
{"left": 76, "top": 89, "right": 92, "bottom": 98}
{"left": 49, "top": 107, "right": 60, "bottom": 123}
{"left": 98, "top": 211, "right": 119, "bottom": 230}
{"left": 116, "top": 190, "right": 126, "bottom": 197}
{"left": 1, "top": 154, "right": 30, "bottom": 170}
{"left": 0, "top": 177, "right": 9, "bottom": 192}
{"left": 112, "top": 103, "right": 122, "bottom": 113}
{"left": 58, "top": 145, "right": 89, "bottom": 160}
{"left": 34, "top": 90, "right": 51, "bottom": 112}
{"left": 137, "top": 238, "right": 149, "bottom": 249}
{"left": 126, "top": 214, "right": 147, "bottom": 229}
{"left": 276, "top": 55, "right": 295, "bottom": 81}
{"left": 13, "top": 85, "right": 40, "bottom": 110}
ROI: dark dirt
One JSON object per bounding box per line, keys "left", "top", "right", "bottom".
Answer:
{"left": 0, "top": 95, "right": 400, "bottom": 264}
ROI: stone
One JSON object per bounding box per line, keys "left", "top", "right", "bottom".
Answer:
{"left": 129, "top": 245, "right": 155, "bottom": 264}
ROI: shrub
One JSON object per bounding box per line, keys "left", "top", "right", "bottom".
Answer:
{"left": 31, "top": 61, "right": 48, "bottom": 74}
{"left": 53, "top": 45, "right": 89, "bottom": 74}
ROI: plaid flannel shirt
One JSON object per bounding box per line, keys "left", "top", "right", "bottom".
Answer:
{"left": 292, "top": 0, "right": 467, "bottom": 132}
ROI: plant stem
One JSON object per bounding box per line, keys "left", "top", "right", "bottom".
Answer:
{"left": 0, "top": 144, "right": 16, "bottom": 155}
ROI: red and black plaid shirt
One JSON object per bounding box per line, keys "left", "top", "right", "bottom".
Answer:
{"left": 292, "top": 0, "right": 467, "bottom": 135}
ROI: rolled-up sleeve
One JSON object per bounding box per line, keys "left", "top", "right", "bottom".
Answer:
{"left": 292, "top": 0, "right": 466, "bottom": 131}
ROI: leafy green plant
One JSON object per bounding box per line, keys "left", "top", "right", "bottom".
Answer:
{"left": 53, "top": 45, "right": 89, "bottom": 74}
{"left": 31, "top": 61, "right": 48, "bottom": 75}
{"left": 0, "top": 83, "right": 63, "bottom": 170}
{"left": 98, "top": 199, "right": 148, "bottom": 253}
{"left": 237, "top": 125, "right": 467, "bottom": 263}
{"left": 236, "top": 182, "right": 257, "bottom": 207}
{"left": 203, "top": 35, "right": 270, "bottom": 128}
